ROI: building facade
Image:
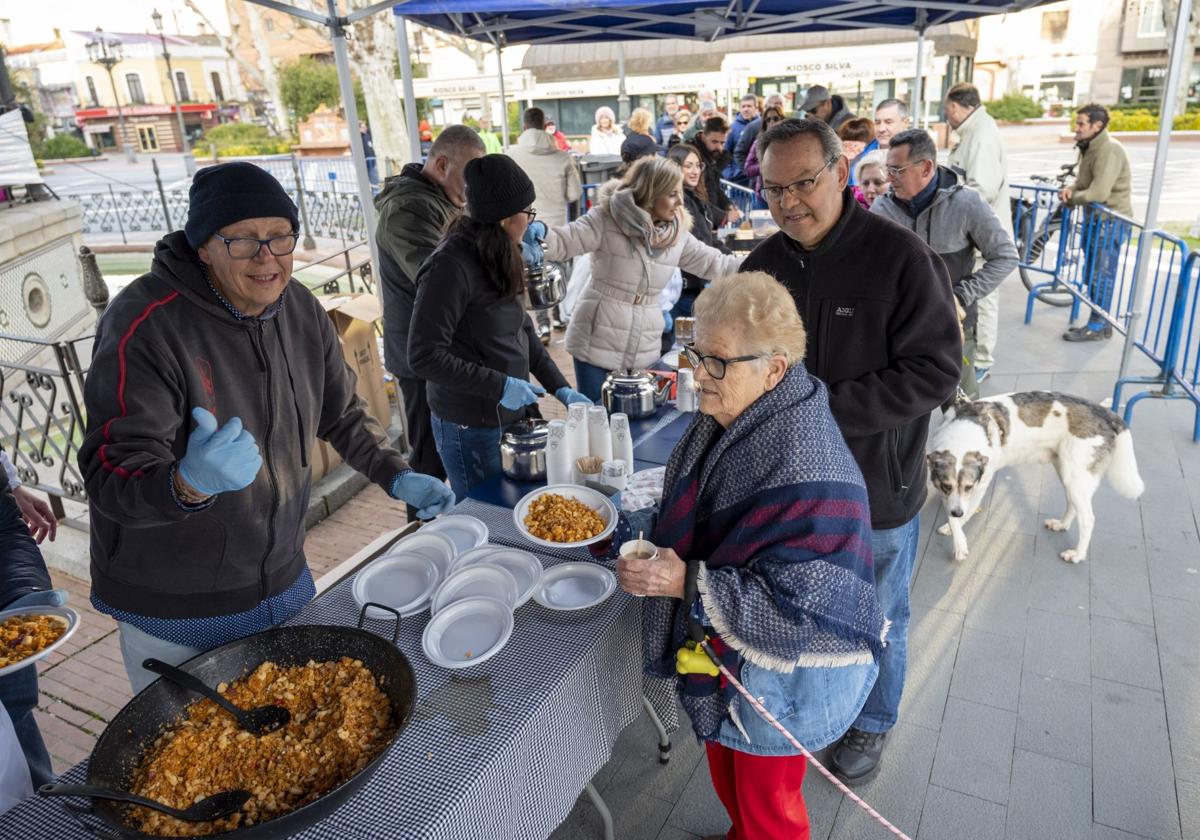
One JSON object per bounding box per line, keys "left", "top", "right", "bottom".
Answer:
{"left": 65, "top": 28, "right": 241, "bottom": 154}
{"left": 973, "top": 0, "right": 1199, "bottom": 113}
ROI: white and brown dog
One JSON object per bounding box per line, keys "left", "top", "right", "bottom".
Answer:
{"left": 927, "top": 391, "right": 1144, "bottom": 564}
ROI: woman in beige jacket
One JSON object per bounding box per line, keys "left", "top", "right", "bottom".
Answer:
{"left": 528, "top": 156, "right": 743, "bottom": 400}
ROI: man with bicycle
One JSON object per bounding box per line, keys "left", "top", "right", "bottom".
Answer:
{"left": 1060, "top": 103, "right": 1133, "bottom": 342}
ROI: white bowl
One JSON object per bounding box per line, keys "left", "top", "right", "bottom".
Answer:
{"left": 533, "top": 562, "right": 617, "bottom": 611}
{"left": 512, "top": 484, "right": 619, "bottom": 549}
{"left": 449, "top": 546, "right": 544, "bottom": 607}
{"left": 430, "top": 564, "right": 519, "bottom": 615}
{"left": 422, "top": 596, "right": 514, "bottom": 669}
{"left": 352, "top": 552, "right": 440, "bottom": 618}
{"left": 0, "top": 606, "right": 80, "bottom": 678}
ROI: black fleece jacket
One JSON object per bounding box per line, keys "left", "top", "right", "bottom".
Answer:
{"left": 78, "top": 232, "right": 407, "bottom": 618}
{"left": 408, "top": 230, "right": 570, "bottom": 428}
{"left": 741, "top": 189, "right": 962, "bottom": 529}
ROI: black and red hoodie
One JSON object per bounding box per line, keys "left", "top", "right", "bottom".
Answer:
{"left": 78, "top": 231, "right": 407, "bottom": 619}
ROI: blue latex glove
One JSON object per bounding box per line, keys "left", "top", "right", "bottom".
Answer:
{"left": 521, "top": 238, "right": 544, "bottom": 268}
{"left": 178, "top": 407, "right": 262, "bottom": 496}
{"left": 526, "top": 220, "right": 547, "bottom": 242}
{"left": 662, "top": 311, "right": 674, "bottom": 333}
{"left": 555, "top": 386, "right": 592, "bottom": 407}
{"left": 500, "top": 377, "right": 545, "bottom": 410}
{"left": 390, "top": 472, "right": 455, "bottom": 520}
{"left": 6, "top": 589, "right": 69, "bottom": 610}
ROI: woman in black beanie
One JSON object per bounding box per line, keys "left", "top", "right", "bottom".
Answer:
{"left": 408, "top": 154, "right": 591, "bottom": 498}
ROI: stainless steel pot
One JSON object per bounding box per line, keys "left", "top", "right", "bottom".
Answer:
{"left": 500, "top": 419, "right": 549, "bottom": 481}
{"left": 523, "top": 262, "right": 566, "bottom": 311}
{"left": 600, "top": 369, "right": 672, "bottom": 419}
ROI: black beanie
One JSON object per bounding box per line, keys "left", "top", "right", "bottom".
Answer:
{"left": 184, "top": 162, "right": 300, "bottom": 250}
{"left": 464, "top": 154, "right": 536, "bottom": 224}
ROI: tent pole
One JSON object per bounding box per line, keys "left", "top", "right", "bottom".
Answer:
{"left": 913, "top": 10, "right": 927, "bottom": 129}
{"left": 1116, "top": 0, "right": 1193, "bottom": 387}
{"left": 395, "top": 15, "right": 422, "bottom": 163}
{"left": 497, "top": 44, "right": 509, "bottom": 150}
{"left": 617, "top": 42, "right": 630, "bottom": 122}
{"left": 329, "top": 1, "right": 380, "bottom": 270}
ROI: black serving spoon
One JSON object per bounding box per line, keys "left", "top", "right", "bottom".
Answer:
{"left": 40, "top": 783, "right": 251, "bottom": 822}
{"left": 142, "top": 658, "right": 291, "bottom": 735}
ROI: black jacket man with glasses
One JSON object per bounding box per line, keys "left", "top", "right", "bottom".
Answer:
{"left": 741, "top": 118, "right": 961, "bottom": 786}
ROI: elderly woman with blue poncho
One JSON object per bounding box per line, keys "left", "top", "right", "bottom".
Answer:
{"left": 614, "top": 271, "right": 887, "bottom": 840}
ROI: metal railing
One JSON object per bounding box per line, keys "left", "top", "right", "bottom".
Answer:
{"left": 1016, "top": 184, "right": 1200, "bottom": 441}
{"left": 0, "top": 332, "right": 93, "bottom": 502}
{"left": 62, "top": 153, "right": 372, "bottom": 246}
{"left": 1113, "top": 251, "right": 1200, "bottom": 442}
{"left": 721, "top": 180, "right": 758, "bottom": 219}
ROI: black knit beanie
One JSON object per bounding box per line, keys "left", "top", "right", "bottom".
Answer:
{"left": 464, "top": 154, "right": 536, "bottom": 224}
{"left": 184, "top": 162, "right": 299, "bottom": 250}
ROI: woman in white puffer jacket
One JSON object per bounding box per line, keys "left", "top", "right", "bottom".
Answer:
{"left": 531, "top": 156, "right": 743, "bottom": 400}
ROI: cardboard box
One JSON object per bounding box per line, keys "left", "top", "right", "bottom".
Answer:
{"left": 310, "top": 292, "right": 392, "bottom": 483}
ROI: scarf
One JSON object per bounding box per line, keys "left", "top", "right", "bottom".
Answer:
{"left": 642, "top": 364, "right": 888, "bottom": 739}
{"left": 608, "top": 187, "right": 680, "bottom": 257}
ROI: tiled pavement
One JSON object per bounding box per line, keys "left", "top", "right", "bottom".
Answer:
{"left": 549, "top": 285, "right": 1200, "bottom": 840}
{"left": 22, "top": 282, "right": 1200, "bottom": 840}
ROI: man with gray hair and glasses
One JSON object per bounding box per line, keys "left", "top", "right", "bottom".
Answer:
{"left": 741, "top": 117, "right": 962, "bottom": 786}
{"left": 872, "top": 128, "right": 1017, "bottom": 399}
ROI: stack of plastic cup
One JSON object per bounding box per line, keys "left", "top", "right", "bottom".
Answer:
{"left": 546, "top": 419, "right": 572, "bottom": 485}
{"left": 610, "top": 412, "right": 635, "bottom": 472}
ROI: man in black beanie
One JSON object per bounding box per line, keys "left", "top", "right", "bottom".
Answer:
{"left": 78, "top": 162, "right": 455, "bottom": 693}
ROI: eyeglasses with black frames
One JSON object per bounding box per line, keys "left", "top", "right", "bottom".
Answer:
{"left": 682, "top": 343, "right": 761, "bottom": 380}
{"left": 760, "top": 157, "right": 839, "bottom": 203}
{"left": 211, "top": 233, "right": 299, "bottom": 260}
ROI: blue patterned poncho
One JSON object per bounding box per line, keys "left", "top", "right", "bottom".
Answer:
{"left": 643, "top": 362, "right": 888, "bottom": 739}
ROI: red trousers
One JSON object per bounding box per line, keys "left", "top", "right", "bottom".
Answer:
{"left": 705, "top": 740, "right": 810, "bottom": 840}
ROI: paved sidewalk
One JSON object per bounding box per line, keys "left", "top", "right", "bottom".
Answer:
{"left": 549, "top": 284, "right": 1200, "bottom": 840}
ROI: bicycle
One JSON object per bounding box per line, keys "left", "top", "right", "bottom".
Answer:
{"left": 1011, "top": 162, "right": 1078, "bottom": 307}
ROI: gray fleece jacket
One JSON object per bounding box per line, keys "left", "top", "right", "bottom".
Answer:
{"left": 78, "top": 231, "right": 407, "bottom": 618}
{"left": 871, "top": 166, "right": 1018, "bottom": 329}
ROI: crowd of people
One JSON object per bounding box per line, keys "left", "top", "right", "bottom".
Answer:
{"left": 0, "top": 77, "right": 1137, "bottom": 840}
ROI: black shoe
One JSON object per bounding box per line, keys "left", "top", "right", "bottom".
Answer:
{"left": 1062, "top": 324, "right": 1112, "bottom": 342}
{"left": 828, "top": 728, "right": 887, "bottom": 786}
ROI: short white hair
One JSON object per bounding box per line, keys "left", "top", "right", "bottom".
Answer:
{"left": 694, "top": 271, "right": 807, "bottom": 366}
{"left": 854, "top": 149, "right": 887, "bottom": 184}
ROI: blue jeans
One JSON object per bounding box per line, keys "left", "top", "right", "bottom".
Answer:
{"left": 572, "top": 359, "right": 610, "bottom": 404}
{"left": 1083, "top": 215, "right": 1130, "bottom": 329}
{"left": 118, "top": 622, "right": 204, "bottom": 695}
{"left": 430, "top": 414, "right": 504, "bottom": 501}
{"left": 0, "top": 666, "right": 52, "bottom": 787}
{"left": 852, "top": 515, "right": 921, "bottom": 734}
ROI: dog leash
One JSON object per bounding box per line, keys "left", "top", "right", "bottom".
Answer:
{"left": 696, "top": 639, "right": 914, "bottom": 840}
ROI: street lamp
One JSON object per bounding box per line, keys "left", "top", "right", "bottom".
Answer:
{"left": 151, "top": 9, "right": 196, "bottom": 176}
{"left": 85, "top": 28, "right": 136, "bottom": 164}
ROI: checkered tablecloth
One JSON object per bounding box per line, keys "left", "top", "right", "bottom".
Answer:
{"left": 0, "top": 498, "right": 680, "bottom": 840}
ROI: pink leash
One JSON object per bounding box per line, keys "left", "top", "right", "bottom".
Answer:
{"left": 700, "top": 640, "right": 913, "bottom": 840}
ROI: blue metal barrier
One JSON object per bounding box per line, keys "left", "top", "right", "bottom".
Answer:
{"left": 1115, "top": 251, "right": 1200, "bottom": 442}
{"left": 721, "top": 180, "right": 757, "bottom": 219}
{"left": 1013, "top": 184, "right": 1076, "bottom": 322}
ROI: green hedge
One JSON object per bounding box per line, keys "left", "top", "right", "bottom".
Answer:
{"left": 198, "top": 123, "right": 293, "bottom": 157}
{"left": 39, "top": 133, "right": 91, "bottom": 159}
{"left": 983, "top": 94, "right": 1043, "bottom": 123}
{"left": 1107, "top": 108, "right": 1200, "bottom": 132}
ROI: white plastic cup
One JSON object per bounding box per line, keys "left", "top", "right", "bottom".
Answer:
{"left": 618, "top": 538, "right": 659, "bottom": 597}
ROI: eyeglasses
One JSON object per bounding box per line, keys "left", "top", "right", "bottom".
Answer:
{"left": 212, "top": 232, "right": 299, "bottom": 260}
{"left": 885, "top": 161, "right": 928, "bottom": 177}
{"left": 760, "top": 158, "right": 839, "bottom": 203}
{"left": 521, "top": 208, "right": 538, "bottom": 221}
{"left": 683, "top": 343, "right": 760, "bottom": 380}
{"left": 682, "top": 161, "right": 706, "bottom": 172}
